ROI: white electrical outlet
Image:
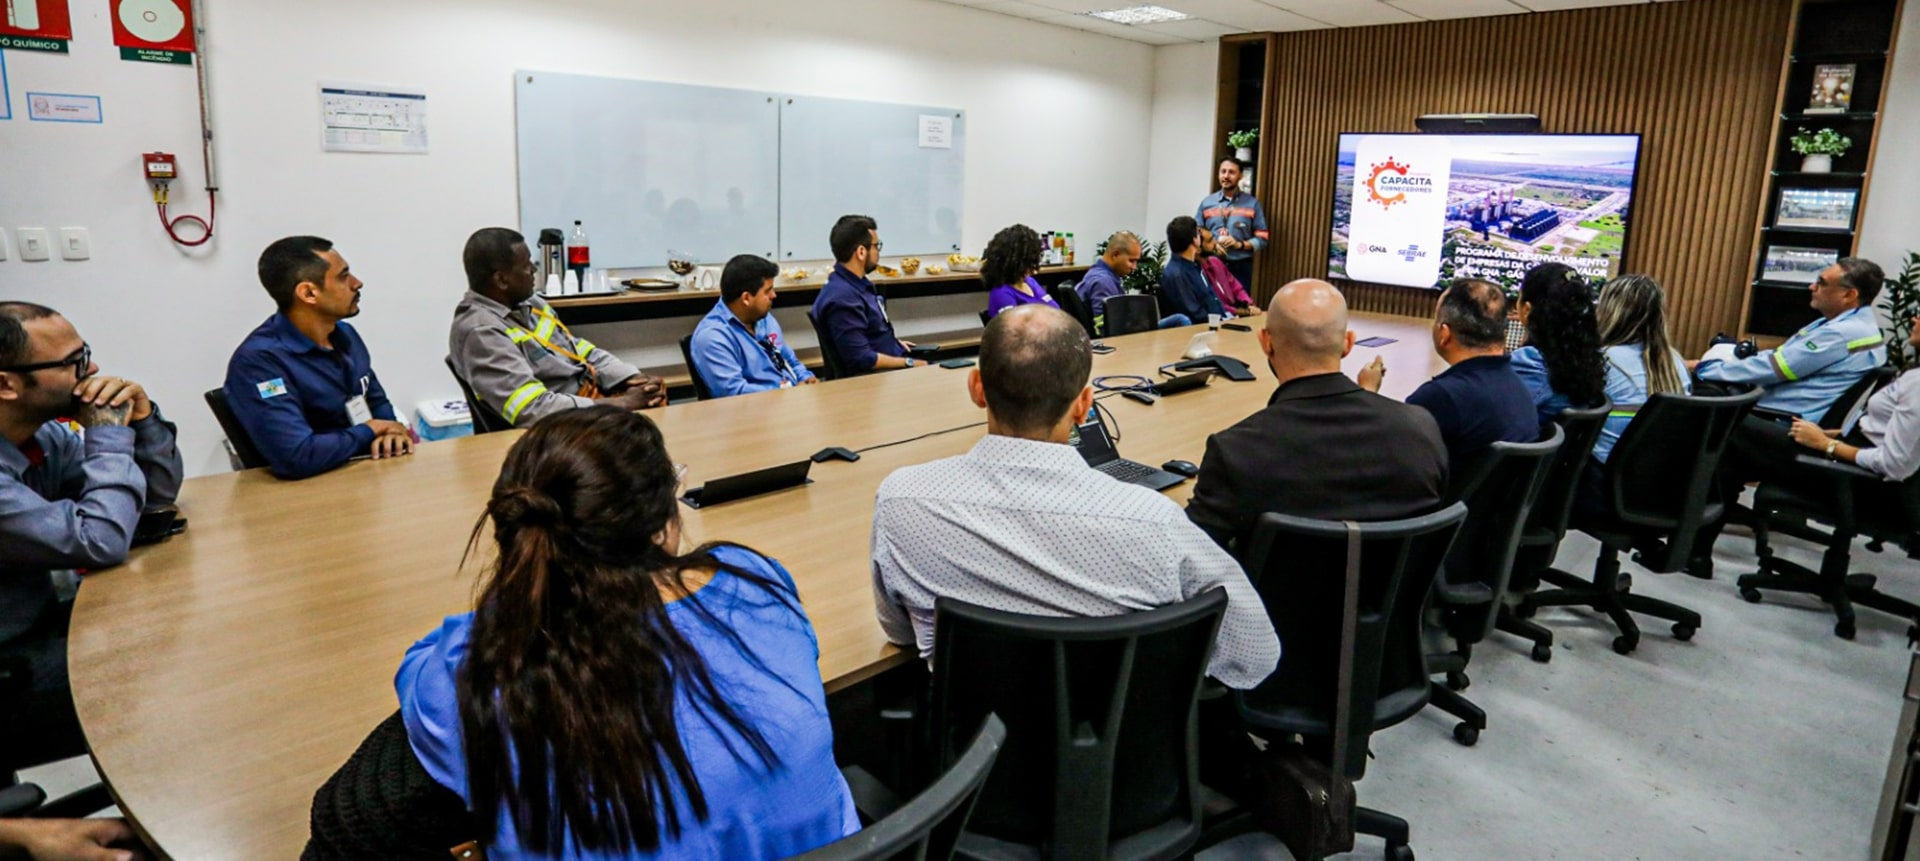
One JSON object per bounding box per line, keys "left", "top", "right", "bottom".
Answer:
{"left": 59, "top": 227, "right": 89, "bottom": 261}
{"left": 16, "top": 228, "right": 50, "bottom": 262}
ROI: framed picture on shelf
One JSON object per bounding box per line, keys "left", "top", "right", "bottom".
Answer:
{"left": 1775, "top": 187, "right": 1859, "bottom": 230}
{"left": 1805, "top": 64, "right": 1856, "bottom": 114}
{"left": 1760, "top": 245, "right": 1839, "bottom": 284}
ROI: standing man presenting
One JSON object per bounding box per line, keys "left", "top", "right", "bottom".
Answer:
{"left": 1196, "top": 158, "right": 1269, "bottom": 296}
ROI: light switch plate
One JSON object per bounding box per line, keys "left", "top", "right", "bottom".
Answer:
{"left": 16, "top": 228, "right": 50, "bottom": 262}
{"left": 58, "top": 227, "right": 89, "bottom": 261}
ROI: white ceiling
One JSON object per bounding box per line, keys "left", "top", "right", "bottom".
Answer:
{"left": 930, "top": 0, "right": 1686, "bottom": 46}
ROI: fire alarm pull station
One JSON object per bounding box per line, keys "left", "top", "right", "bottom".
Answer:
{"left": 144, "top": 152, "right": 178, "bottom": 183}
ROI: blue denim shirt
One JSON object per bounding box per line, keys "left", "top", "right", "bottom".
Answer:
{"left": 811, "top": 264, "right": 903, "bottom": 373}
{"left": 689, "top": 301, "right": 815, "bottom": 397}
{"left": 0, "top": 413, "right": 182, "bottom": 643}
{"left": 224, "top": 314, "right": 397, "bottom": 480}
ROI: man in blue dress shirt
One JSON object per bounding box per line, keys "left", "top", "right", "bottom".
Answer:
{"left": 1159, "top": 217, "right": 1227, "bottom": 325}
{"left": 224, "top": 236, "right": 413, "bottom": 480}
{"left": 690, "top": 254, "right": 819, "bottom": 397}
{"left": 811, "top": 215, "right": 919, "bottom": 374}
{"left": 0, "top": 301, "right": 182, "bottom": 766}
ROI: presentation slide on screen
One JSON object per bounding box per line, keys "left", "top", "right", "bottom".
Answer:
{"left": 1328, "top": 133, "right": 1642, "bottom": 290}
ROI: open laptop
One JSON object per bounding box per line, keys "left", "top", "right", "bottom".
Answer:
{"left": 1072, "top": 416, "right": 1186, "bottom": 491}
{"left": 680, "top": 459, "right": 814, "bottom": 508}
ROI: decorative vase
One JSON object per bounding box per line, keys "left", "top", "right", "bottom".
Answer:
{"left": 1234, "top": 146, "right": 1253, "bottom": 162}
{"left": 1802, "top": 153, "right": 1833, "bottom": 173}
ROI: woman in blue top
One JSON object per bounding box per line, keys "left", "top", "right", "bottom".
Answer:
{"left": 1509, "top": 262, "right": 1607, "bottom": 423}
{"left": 982, "top": 224, "right": 1060, "bottom": 320}
{"left": 1592, "top": 274, "right": 1692, "bottom": 463}
{"left": 396, "top": 406, "right": 857, "bottom": 860}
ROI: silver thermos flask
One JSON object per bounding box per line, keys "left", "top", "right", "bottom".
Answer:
{"left": 536, "top": 228, "right": 566, "bottom": 290}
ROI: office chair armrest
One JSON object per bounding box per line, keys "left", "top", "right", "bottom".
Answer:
{"left": 0, "top": 783, "right": 48, "bottom": 818}
{"left": 1792, "top": 453, "right": 1880, "bottom": 482}
{"left": 33, "top": 784, "right": 112, "bottom": 819}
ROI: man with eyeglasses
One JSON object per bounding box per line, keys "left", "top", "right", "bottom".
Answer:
{"left": 0, "top": 301, "right": 182, "bottom": 768}
{"left": 225, "top": 235, "right": 414, "bottom": 479}
{"left": 450, "top": 227, "right": 667, "bottom": 427}
{"left": 689, "top": 254, "right": 819, "bottom": 398}
{"left": 811, "top": 214, "right": 918, "bottom": 374}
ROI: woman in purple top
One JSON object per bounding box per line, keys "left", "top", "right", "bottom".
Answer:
{"left": 982, "top": 224, "right": 1061, "bottom": 320}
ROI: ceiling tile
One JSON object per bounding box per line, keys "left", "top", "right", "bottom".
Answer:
{"left": 1166, "top": 0, "right": 1328, "bottom": 31}
{"left": 969, "top": 0, "right": 1064, "bottom": 19}
{"left": 1263, "top": 0, "right": 1421, "bottom": 26}
{"left": 1139, "top": 17, "right": 1248, "bottom": 38}
{"left": 1387, "top": 0, "right": 1529, "bottom": 19}
{"left": 1016, "top": 0, "right": 1104, "bottom": 12}
{"left": 1511, "top": 0, "right": 1654, "bottom": 10}
{"left": 1038, "top": 13, "right": 1199, "bottom": 43}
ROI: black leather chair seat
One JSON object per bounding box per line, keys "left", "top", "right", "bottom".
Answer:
{"left": 1434, "top": 580, "right": 1494, "bottom": 605}
{"left": 1238, "top": 685, "right": 1432, "bottom": 739}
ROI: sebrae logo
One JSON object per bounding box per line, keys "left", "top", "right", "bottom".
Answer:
{"left": 1365, "top": 157, "right": 1436, "bottom": 210}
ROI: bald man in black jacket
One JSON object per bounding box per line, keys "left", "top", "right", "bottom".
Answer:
{"left": 1186, "top": 279, "right": 1448, "bottom": 552}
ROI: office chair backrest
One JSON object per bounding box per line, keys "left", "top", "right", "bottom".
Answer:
{"left": 1051, "top": 283, "right": 1097, "bottom": 338}
{"left": 1524, "top": 403, "right": 1612, "bottom": 545}
{"left": 978, "top": 309, "right": 991, "bottom": 326}
{"left": 203, "top": 388, "right": 270, "bottom": 470}
{"left": 444, "top": 357, "right": 512, "bottom": 434}
{"left": 1823, "top": 365, "right": 1897, "bottom": 431}
{"left": 1603, "top": 389, "right": 1761, "bottom": 570}
{"left": 1238, "top": 503, "right": 1468, "bottom": 778}
{"left": 806, "top": 310, "right": 850, "bottom": 381}
{"left": 1103, "top": 294, "right": 1160, "bottom": 337}
{"left": 1438, "top": 424, "right": 1563, "bottom": 641}
{"left": 678, "top": 334, "right": 716, "bottom": 401}
{"left": 929, "top": 588, "right": 1228, "bottom": 860}
{"left": 789, "top": 714, "right": 1006, "bottom": 861}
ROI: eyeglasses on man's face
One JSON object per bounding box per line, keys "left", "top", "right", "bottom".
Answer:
{"left": 1, "top": 343, "right": 91, "bottom": 377}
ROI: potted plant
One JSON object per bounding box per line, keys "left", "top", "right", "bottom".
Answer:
{"left": 1884, "top": 251, "right": 1920, "bottom": 371}
{"left": 1791, "top": 127, "right": 1851, "bottom": 173}
{"left": 1228, "top": 128, "right": 1258, "bottom": 163}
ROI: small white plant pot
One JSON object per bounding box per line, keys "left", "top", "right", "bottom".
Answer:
{"left": 1234, "top": 146, "right": 1254, "bottom": 162}
{"left": 1801, "top": 153, "right": 1834, "bottom": 173}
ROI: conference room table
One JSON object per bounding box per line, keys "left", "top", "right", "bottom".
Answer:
{"left": 67, "top": 311, "right": 1444, "bottom": 860}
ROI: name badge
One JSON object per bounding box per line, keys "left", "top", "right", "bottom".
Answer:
{"left": 346, "top": 395, "right": 373, "bottom": 425}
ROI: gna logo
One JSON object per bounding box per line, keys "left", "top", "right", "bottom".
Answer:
{"left": 1350, "top": 242, "right": 1389, "bottom": 257}
{"left": 1365, "top": 158, "right": 1436, "bottom": 209}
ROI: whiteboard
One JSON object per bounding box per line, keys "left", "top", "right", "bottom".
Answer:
{"left": 514, "top": 71, "right": 781, "bottom": 268}
{"left": 777, "top": 96, "right": 965, "bottom": 262}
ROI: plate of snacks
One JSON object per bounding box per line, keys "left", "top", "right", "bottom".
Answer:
{"left": 783, "top": 268, "right": 812, "bottom": 281}
{"left": 900, "top": 257, "right": 921, "bottom": 275}
{"left": 925, "top": 264, "right": 947, "bottom": 276}
{"left": 947, "top": 253, "right": 982, "bottom": 272}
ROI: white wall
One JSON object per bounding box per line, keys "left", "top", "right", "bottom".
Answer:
{"left": 0, "top": 0, "right": 1155, "bottom": 476}
{"left": 1144, "top": 42, "right": 1220, "bottom": 242}
{"left": 1857, "top": 0, "right": 1920, "bottom": 278}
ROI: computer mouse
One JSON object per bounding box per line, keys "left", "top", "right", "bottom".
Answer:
{"left": 1161, "top": 459, "right": 1199, "bottom": 478}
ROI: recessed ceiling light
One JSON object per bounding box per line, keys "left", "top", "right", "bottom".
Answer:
{"left": 1086, "top": 5, "right": 1190, "bottom": 25}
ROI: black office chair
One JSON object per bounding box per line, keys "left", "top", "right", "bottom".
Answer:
{"left": 679, "top": 334, "right": 716, "bottom": 401}
{"left": 0, "top": 777, "right": 111, "bottom": 820}
{"left": 1, "top": 667, "right": 110, "bottom": 820}
{"left": 444, "top": 357, "right": 512, "bottom": 433}
{"left": 1103, "top": 294, "right": 1160, "bottom": 337}
{"left": 978, "top": 309, "right": 992, "bottom": 326}
{"left": 807, "top": 310, "right": 851, "bottom": 381}
{"left": 1495, "top": 403, "right": 1612, "bottom": 663}
{"left": 791, "top": 715, "right": 1006, "bottom": 861}
{"left": 1051, "top": 283, "right": 1098, "bottom": 339}
{"left": 1515, "top": 390, "right": 1761, "bottom": 654}
{"left": 1237, "top": 503, "right": 1469, "bottom": 861}
{"left": 1425, "top": 424, "right": 1562, "bottom": 746}
{"left": 927, "top": 588, "right": 1229, "bottom": 861}
{"left": 203, "top": 387, "right": 270, "bottom": 470}
{"left": 1738, "top": 371, "right": 1919, "bottom": 639}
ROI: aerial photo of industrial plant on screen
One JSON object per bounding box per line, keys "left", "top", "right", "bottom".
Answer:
{"left": 1329, "top": 133, "right": 1642, "bottom": 291}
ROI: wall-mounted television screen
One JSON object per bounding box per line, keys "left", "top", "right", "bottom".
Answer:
{"left": 1328, "top": 133, "right": 1643, "bottom": 290}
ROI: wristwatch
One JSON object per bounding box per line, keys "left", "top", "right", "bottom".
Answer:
{"left": 905, "top": 358, "right": 917, "bottom": 368}
{"left": 1826, "top": 439, "right": 1840, "bottom": 459}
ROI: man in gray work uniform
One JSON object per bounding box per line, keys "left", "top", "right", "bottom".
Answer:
{"left": 448, "top": 227, "right": 666, "bottom": 426}
{"left": 0, "top": 301, "right": 183, "bottom": 768}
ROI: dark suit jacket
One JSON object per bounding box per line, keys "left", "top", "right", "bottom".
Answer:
{"left": 1186, "top": 372, "right": 1450, "bottom": 550}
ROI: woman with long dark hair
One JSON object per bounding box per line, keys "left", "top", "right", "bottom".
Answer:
{"left": 396, "top": 407, "right": 857, "bottom": 859}
{"left": 982, "top": 223, "right": 1060, "bottom": 320}
{"left": 1508, "top": 262, "right": 1607, "bottom": 423}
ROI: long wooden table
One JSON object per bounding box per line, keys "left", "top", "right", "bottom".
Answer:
{"left": 67, "top": 313, "right": 1441, "bottom": 860}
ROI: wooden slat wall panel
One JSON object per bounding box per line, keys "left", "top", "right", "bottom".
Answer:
{"left": 1252, "top": 0, "right": 1794, "bottom": 352}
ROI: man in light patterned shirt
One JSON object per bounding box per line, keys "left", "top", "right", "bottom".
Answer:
{"left": 869, "top": 305, "right": 1278, "bottom": 689}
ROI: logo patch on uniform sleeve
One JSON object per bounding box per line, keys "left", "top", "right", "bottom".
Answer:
{"left": 256, "top": 378, "right": 289, "bottom": 399}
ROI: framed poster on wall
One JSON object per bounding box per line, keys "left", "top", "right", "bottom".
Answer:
{"left": 1774, "top": 187, "right": 1858, "bottom": 231}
